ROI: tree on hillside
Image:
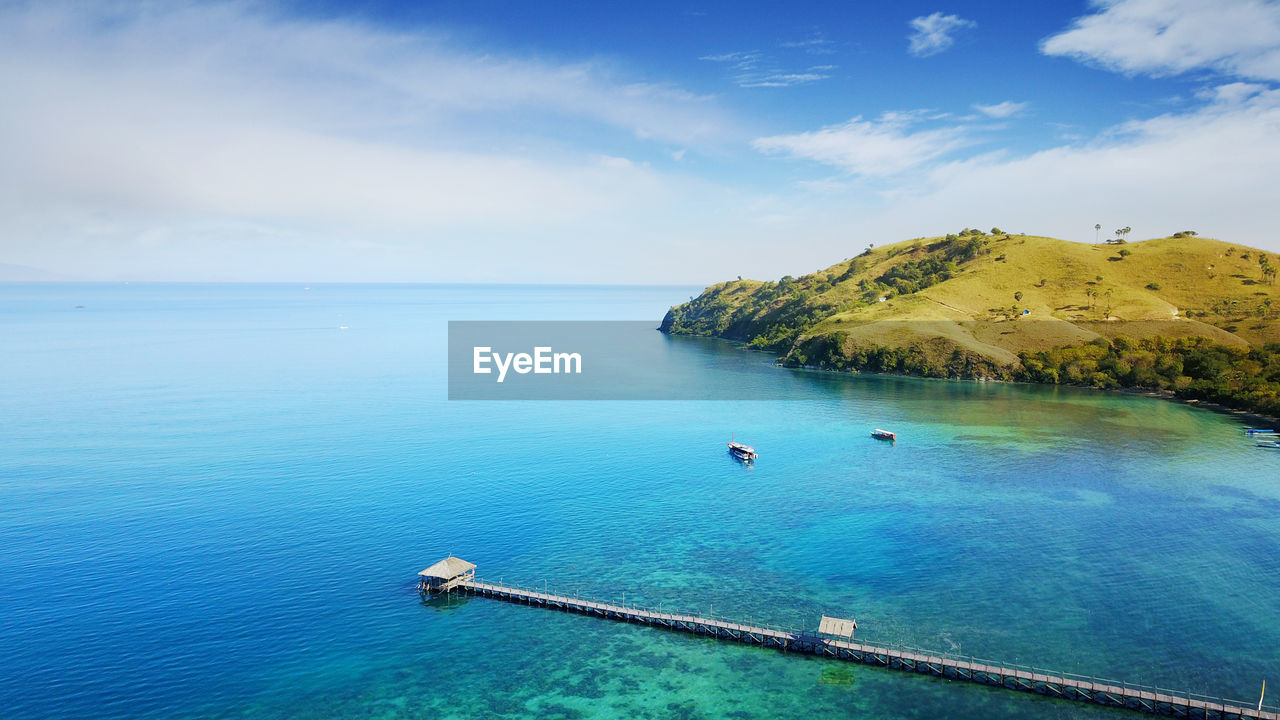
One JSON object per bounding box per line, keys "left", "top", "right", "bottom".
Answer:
{"left": 1118, "top": 249, "right": 1131, "bottom": 259}
{"left": 1114, "top": 226, "right": 1131, "bottom": 243}
{"left": 1014, "top": 291, "right": 1023, "bottom": 303}
{"left": 1085, "top": 287, "right": 1097, "bottom": 309}
{"left": 1095, "top": 223, "right": 1101, "bottom": 243}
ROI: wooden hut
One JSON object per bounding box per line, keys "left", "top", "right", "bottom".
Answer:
{"left": 818, "top": 615, "right": 858, "bottom": 640}
{"left": 418, "top": 557, "right": 476, "bottom": 593}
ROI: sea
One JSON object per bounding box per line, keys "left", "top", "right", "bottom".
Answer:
{"left": 2, "top": 283, "right": 1278, "bottom": 720}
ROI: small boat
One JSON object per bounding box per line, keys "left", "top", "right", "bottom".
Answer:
{"left": 871, "top": 428, "right": 897, "bottom": 441}
{"left": 1257, "top": 440, "right": 1280, "bottom": 449}
{"left": 728, "top": 440, "right": 757, "bottom": 461}
{"left": 1246, "top": 428, "right": 1278, "bottom": 434}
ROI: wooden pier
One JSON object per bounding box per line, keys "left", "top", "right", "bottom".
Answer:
{"left": 419, "top": 562, "right": 1277, "bottom": 719}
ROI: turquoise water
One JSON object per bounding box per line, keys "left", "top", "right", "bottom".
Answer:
{"left": 3, "top": 283, "right": 1278, "bottom": 719}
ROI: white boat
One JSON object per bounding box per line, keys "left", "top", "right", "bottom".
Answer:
{"left": 727, "top": 440, "right": 757, "bottom": 461}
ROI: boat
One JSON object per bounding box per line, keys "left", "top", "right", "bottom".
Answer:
{"left": 871, "top": 428, "right": 897, "bottom": 441}
{"left": 727, "top": 440, "right": 757, "bottom": 461}
{"left": 1245, "top": 428, "right": 1278, "bottom": 434}
{"left": 1257, "top": 440, "right": 1280, "bottom": 449}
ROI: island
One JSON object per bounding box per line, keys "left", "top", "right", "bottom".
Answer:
{"left": 661, "top": 230, "right": 1280, "bottom": 419}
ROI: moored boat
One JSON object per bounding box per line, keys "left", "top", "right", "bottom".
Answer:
{"left": 871, "top": 428, "right": 897, "bottom": 441}
{"left": 728, "top": 440, "right": 758, "bottom": 461}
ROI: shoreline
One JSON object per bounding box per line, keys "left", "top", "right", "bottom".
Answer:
{"left": 1115, "top": 387, "right": 1280, "bottom": 428}
{"left": 663, "top": 330, "right": 1280, "bottom": 427}
{"left": 775, "top": 357, "right": 1280, "bottom": 428}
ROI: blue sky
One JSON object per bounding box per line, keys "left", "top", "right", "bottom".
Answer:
{"left": 2, "top": 0, "right": 1279, "bottom": 282}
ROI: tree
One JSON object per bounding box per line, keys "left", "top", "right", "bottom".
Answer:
{"left": 1114, "top": 226, "right": 1131, "bottom": 243}
{"left": 1118, "top": 249, "right": 1131, "bottom": 259}
{"left": 1014, "top": 291, "right": 1023, "bottom": 303}
{"left": 1095, "top": 223, "right": 1101, "bottom": 243}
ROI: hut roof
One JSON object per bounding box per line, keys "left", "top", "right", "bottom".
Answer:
{"left": 818, "top": 615, "right": 858, "bottom": 637}
{"left": 418, "top": 556, "right": 476, "bottom": 579}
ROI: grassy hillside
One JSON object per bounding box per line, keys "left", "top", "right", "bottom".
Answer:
{"left": 661, "top": 230, "right": 1280, "bottom": 414}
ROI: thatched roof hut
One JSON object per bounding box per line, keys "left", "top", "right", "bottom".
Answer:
{"left": 418, "top": 556, "right": 476, "bottom": 592}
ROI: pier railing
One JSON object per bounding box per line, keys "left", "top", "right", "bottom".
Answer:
{"left": 443, "top": 576, "right": 1278, "bottom": 719}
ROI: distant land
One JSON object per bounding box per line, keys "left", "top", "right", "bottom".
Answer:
{"left": 0, "top": 263, "right": 73, "bottom": 282}
{"left": 661, "top": 231, "right": 1280, "bottom": 419}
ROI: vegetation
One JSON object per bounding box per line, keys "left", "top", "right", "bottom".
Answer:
{"left": 661, "top": 230, "right": 1280, "bottom": 418}
{"left": 1018, "top": 337, "right": 1280, "bottom": 418}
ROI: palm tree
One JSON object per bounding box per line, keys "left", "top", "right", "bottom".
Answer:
{"left": 1095, "top": 223, "right": 1101, "bottom": 243}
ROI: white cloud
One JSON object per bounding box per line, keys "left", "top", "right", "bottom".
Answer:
{"left": 780, "top": 34, "right": 837, "bottom": 55}
{"left": 784, "top": 83, "right": 1280, "bottom": 259}
{"left": 908, "top": 12, "right": 976, "bottom": 57}
{"left": 752, "top": 113, "right": 970, "bottom": 177}
{"left": 1041, "top": 0, "right": 1280, "bottom": 81}
{"left": 700, "top": 48, "right": 832, "bottom": 87}
{"left": 0, "top": 1, "right": 746, "bottom": 281}
{"left": 973, "top": 100, "right": 1029, "bottom": 118}
{"left": 741, "top": 72, "right": 831, "bottom": 88}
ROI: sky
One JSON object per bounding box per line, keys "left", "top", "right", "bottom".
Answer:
{"left": 2, "top": 0, "right": 1279, "bottom": 283}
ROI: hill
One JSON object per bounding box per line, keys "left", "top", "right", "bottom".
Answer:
{"left": 0, "top": 262, "right": 72, "bottom": 281}
{"left": 661, "top": 230, "right": 1280, "bottom": 415}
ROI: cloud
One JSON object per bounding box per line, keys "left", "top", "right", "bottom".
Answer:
{"left": 908, "top": 12, "right": 976, "bottom": 57}
{"left": 786, "top": 83, "right": 1280, "bottom": 258}
{"left": 1041, "top": 0, "right": 1280, "bottom": 82}
{"left": 0, "top": 1, "right": 747, "bottom": 281}
{"left": 973, "top": 100, "right": 1029, "bottom": 118}
{"left": 752, "top": 113, "right": 970, "bottom": 176}
{"left": 780, "top": 34, "right": 838, "bottom": 55}
{"left": 700, "top": 48, "right": 832, "bottom": 87}
{"left": 740, "top": 72, "right": 831, "bottom": 88}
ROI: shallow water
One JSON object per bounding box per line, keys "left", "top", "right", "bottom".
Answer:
{"left": 2, "top": 283, "right": 1277, "bottom": 719}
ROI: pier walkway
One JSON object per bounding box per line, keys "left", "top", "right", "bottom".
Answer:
{"left": 446, "top": 577, "right": 1276, "bottom": 720}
